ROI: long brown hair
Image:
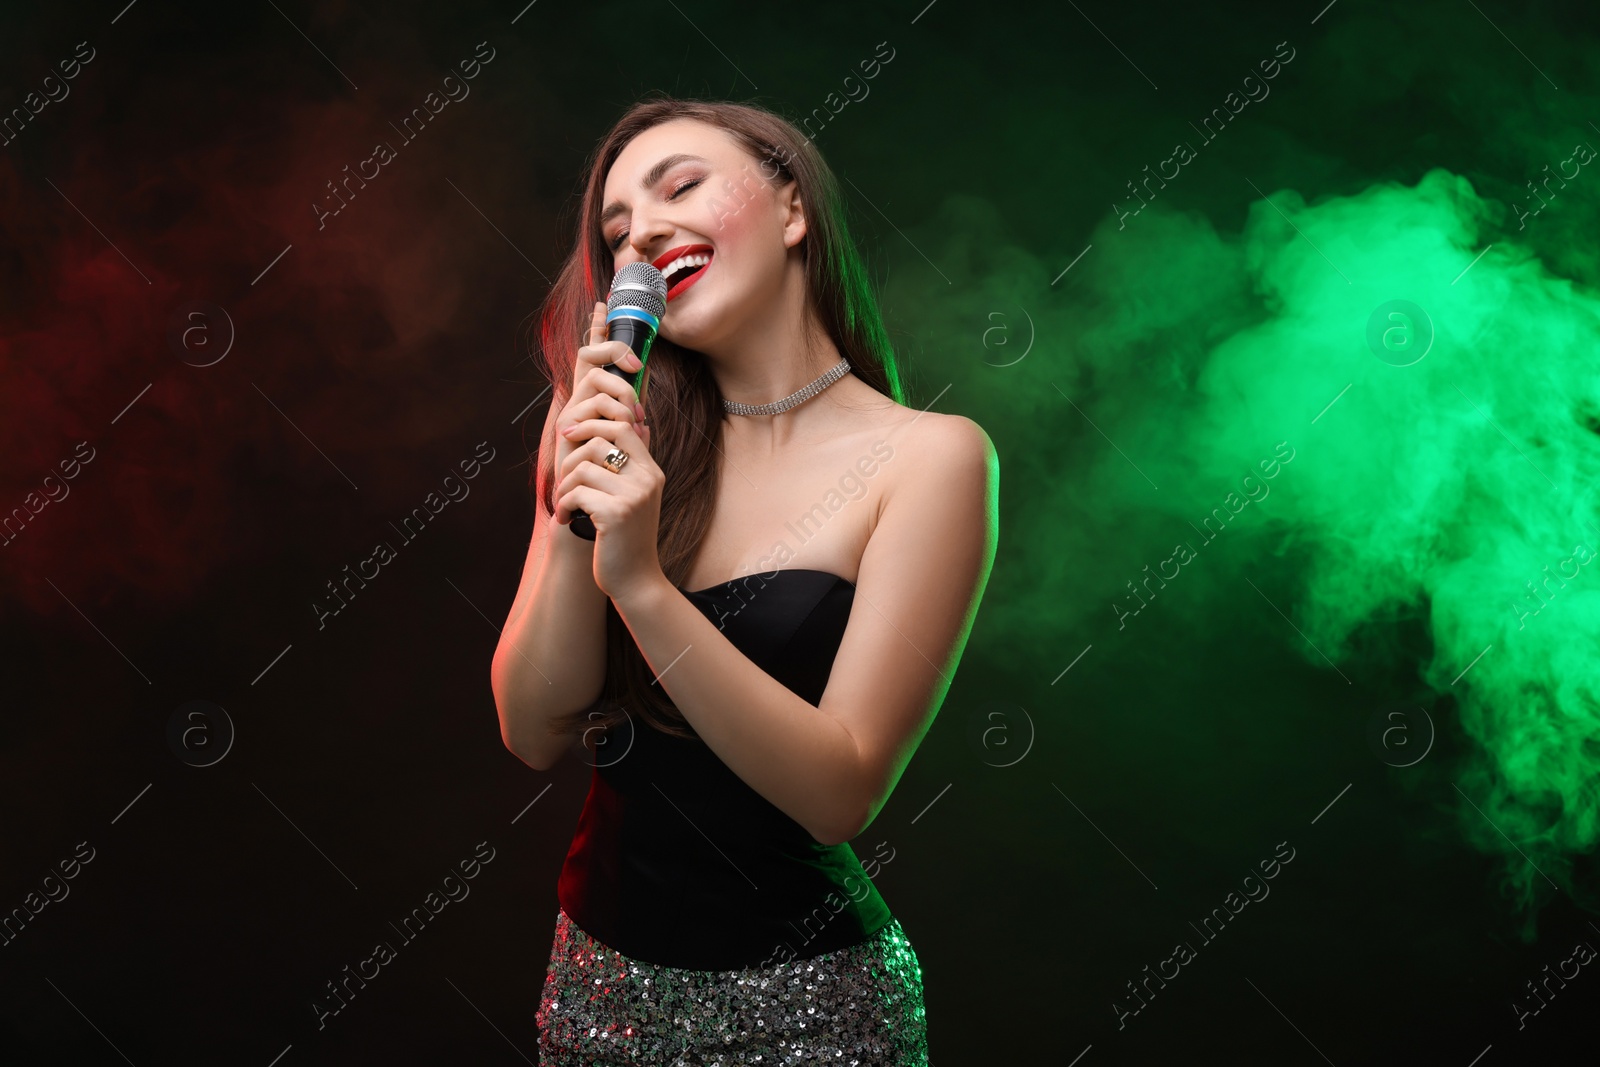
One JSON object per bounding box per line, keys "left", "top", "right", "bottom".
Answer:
{"left": 531, "top": 95, "right": 905, "bottom": 742}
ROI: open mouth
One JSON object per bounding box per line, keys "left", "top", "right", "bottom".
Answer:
{"left": 653, "top": 244, "right": 714, "bottom": 301}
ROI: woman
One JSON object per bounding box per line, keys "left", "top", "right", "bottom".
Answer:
{"left": 491, "top": 95, "right": 997, "bottom": 1065}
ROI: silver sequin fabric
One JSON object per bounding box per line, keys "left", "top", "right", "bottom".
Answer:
{"left": 536, "top": 907, "right": 930, "bottom": 1065}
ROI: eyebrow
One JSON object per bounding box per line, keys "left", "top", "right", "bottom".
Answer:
{"left": 600, "top": 153, "right": 709, "bottom": 228}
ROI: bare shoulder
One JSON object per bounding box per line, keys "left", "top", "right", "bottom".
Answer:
{"left": 850, "top": 404, "right": 998, "bottom": 625}
{"left": 858, "top": 407, "right": 998, "bottom": 572}
{"left": 880, "top": 408, "right": 998, "bottom": 493}
{"left": 925, "top": 411, "right": 996, "bottom": 466}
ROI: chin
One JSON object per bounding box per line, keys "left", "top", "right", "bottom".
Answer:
{"left": 661, "top": 295, "right": 736, "bottom": 353}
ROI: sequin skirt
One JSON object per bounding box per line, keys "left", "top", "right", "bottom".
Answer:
{"left": 536, "top": 907, "right": 929, "bottom": 1065}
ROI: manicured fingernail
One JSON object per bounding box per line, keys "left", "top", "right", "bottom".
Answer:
{"left": 562, "top": 425, "right": 576, "bottom": 436}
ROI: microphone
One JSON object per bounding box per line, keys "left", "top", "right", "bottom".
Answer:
{"left": 569, "top": 262, "right": 668, "bottom": 541}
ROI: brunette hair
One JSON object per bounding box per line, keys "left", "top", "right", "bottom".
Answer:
{"left": 530, "top": 95, "right": 905, "bottom": 742}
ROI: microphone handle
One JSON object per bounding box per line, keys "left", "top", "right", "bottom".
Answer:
{"left": 569, "top": 315, "right": 653, "bottom": 542}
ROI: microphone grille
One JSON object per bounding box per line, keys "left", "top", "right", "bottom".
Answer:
{"left": 608, "top": 262, "right": 668, "bottom": 319}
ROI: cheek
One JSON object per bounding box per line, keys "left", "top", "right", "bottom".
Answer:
{"left": 710, "top": 203, "right": 789, "bottom": 291}
{"left": 708, "top": 192, "right": 762, "bottom": 246}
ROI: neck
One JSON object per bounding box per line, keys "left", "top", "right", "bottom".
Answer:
{"left": 700, "top": 258, "right": 845, "bottom": 450}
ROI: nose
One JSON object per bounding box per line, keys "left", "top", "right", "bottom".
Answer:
{"left": 626, "top": 210, "right": 673, "bottom": 262}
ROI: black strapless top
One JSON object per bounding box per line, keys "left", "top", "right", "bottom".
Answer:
{"left": 556, "top": 568, "right": 894, "bottom": 970}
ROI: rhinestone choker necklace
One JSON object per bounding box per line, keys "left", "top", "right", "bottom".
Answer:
{"left": 722, "top": 358, "right": 852, "bottom": 416}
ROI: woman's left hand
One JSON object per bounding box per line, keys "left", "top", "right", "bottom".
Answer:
{"left": 554, "top": 408, "right": 663, "bottom": 601}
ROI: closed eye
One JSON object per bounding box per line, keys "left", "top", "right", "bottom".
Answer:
{"left": 608, "top": 177, "right": 705, "bottom": 252}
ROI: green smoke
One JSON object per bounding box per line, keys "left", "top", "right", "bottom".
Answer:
{"left": 800, "top": 0, "right": 1600, "bottom": 944}
{"left": 1225, "top": 168, "right": 1600, "bottom": 927}
{"left": 887, "top": 151, "right": 1599, "bottom": 936}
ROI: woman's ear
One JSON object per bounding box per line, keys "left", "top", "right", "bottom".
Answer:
{"left": 780, "top": 181, "right": 807, "bottom": 249}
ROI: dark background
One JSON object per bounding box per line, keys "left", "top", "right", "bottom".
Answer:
{"left": 3, "top": 0, "right": 1599, "bottom": 1063}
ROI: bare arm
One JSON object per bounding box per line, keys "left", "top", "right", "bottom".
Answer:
{"left": 609, "top": 414, "right": 999, "bottom": 844}
{"left": 490, "top": 398, "right": 611, "bottom": 770}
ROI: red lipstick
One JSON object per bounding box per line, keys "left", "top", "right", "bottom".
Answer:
{"left": 652, "top": 244, "right": 715, "bottom": 301}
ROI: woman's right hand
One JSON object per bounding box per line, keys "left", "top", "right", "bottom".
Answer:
{"left": 552, "top": 301, "right": 649, "bottom": 520}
